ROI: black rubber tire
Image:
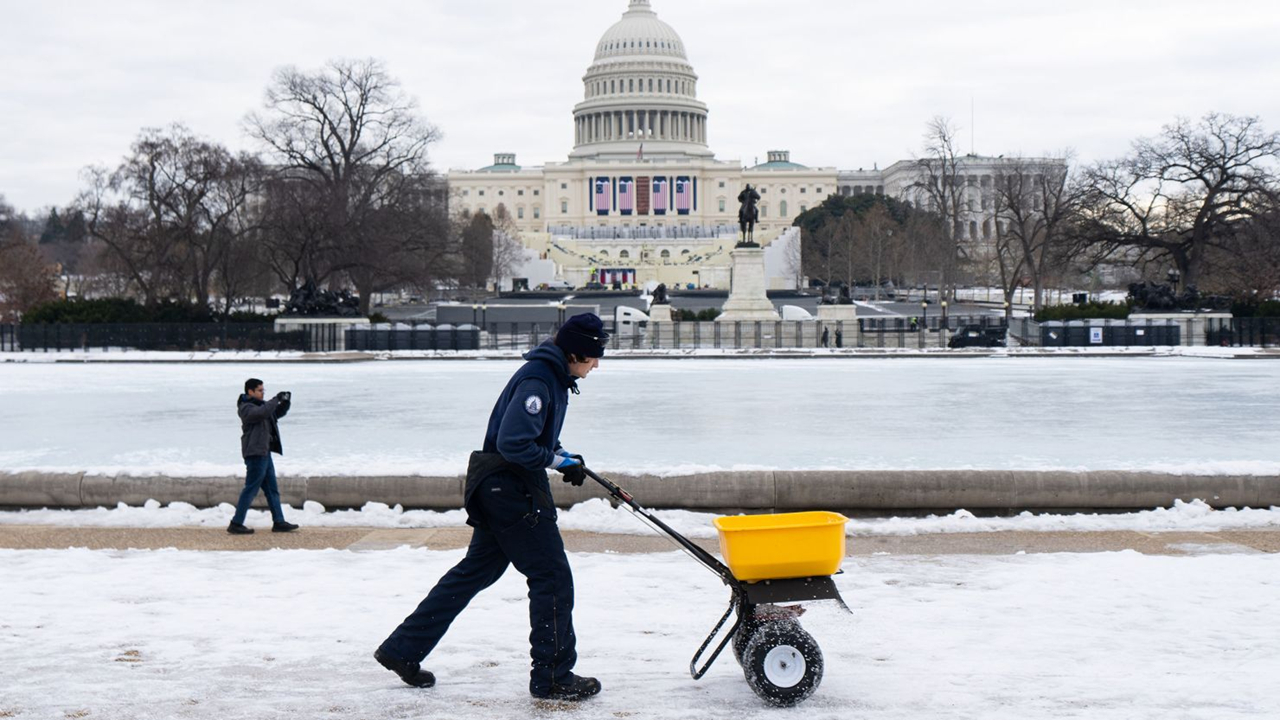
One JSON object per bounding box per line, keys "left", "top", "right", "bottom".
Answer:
{"left": 741, "top": 621, "right": 823, "bottom": 707}
{"left": 731, "top": 616, "right": 758, "bottom": 667}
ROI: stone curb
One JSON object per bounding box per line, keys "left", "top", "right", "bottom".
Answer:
{"left": 1, "top": 470, "right": 1277, "bottom": 512}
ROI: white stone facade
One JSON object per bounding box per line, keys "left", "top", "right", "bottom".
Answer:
{"left": 448, "top": 0, "right": 1061, "bottom": 291}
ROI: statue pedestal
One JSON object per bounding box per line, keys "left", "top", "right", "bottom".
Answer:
{"left": 274, "top": 317, "right": 370, "bottom": 352}
{"left": 717, "top": 247, "right": 780, "bottom": 322}
{"left": 816, "top": 305, "right": 858, "bottom": 323}
{"left": 647, "top": 303, "right": 673, "bottom": 323}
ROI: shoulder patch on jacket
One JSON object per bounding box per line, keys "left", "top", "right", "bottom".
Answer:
{"left": 523, "top": 395, "right": 543, "bottom": 415}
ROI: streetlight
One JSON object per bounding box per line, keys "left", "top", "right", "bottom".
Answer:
{"left": 557, "top": 302, "right": 566, "bottom": 327}
{"left": 941, "top": 300, "right": 949, "bottom": 331}
{"left": 1167, "top": 268, "right": 1181, "bottom": 294}
{"left": 472, "top": 303, "right": 478, "bottom": 326}
{"left": 481, "top": 303, "right": 487, "bottom": 331}
{"left": 921, "top": 301, "right": 928, "bottom": 331}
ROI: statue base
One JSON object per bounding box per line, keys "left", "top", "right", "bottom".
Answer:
{"left": 717, "top": 247, "right": 781, "bottom": 322}
{"left": 735, "top": 241, "right": 761, "bottom": 249}
{"left": 816, "top": 305, "right": 858, "bottom": 322}
{"left": 274, "top": 317, "right": 370, "bottom": 352}
{"left": 647, "top": 303, "right": 673, "bottom": 323}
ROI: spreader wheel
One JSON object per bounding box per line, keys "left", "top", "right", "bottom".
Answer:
{"left": 741, "top": 621, "right": 823, "bottom": 707}
{"left": 731, "top": 616, "right": 757, "bottom": 667}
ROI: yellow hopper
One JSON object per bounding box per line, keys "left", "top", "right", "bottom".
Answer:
{"left": 713, "top": 511, "right": 849, "bottom": 582}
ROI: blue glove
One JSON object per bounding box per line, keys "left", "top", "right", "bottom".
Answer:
{"left": 550, "top": 453, "right": 586, "bottom": 486}
{"left": 550, "top": 454, "right": 581, "bottom": 470}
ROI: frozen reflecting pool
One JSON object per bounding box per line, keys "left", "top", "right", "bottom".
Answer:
{"left": 0, "top": 357, "right": 1277, "bottom": 477}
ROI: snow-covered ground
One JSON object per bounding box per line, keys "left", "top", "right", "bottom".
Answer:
{"left": 3, "top": 497, "right": 1280, "bottom": 537}
{"left": 1, "top": 358, "right": 1278, "bottom": 478}
{"left": 1, "top": 545, "right": 1277, "bottom": 719}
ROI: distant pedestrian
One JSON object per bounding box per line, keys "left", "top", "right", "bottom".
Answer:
{"left": 835, "top": 329, "right": 844, "bottom": 348}
{"left": 228, "top": 378, "right": 298, "bottom": 534}
{"left": 820, "top": 327, "right": 830, "bottom": 348}
{"left": 375, "top": 313, "right": 608, "bottom": 702}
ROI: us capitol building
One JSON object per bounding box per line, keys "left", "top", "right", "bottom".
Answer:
{"left": 448, "top": 0, "right": 1034, "bottom": 291}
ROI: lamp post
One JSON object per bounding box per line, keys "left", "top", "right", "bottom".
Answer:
{"left": 557, "top": 302, "right": 566, "bottom": 327}
{"left": 941, "top": 300, "right": 948, "bottom": 331}
{"left": 1167, "top": 268, "right": 1181, "bottom": 295}
{"left": 481, "top": 303, "right": 487, "bottom": 332}
{"left": 472, "top": 303, "right": 478, "bottom": 326}
{"left": 921, "top": 301, "right": 928, "bottom": 330}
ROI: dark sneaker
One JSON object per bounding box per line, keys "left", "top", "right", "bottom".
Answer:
{"left": 374, "top": 648, "right": 435, "bottom": 688}
{"left": 272, "top": 521, "right": 300, "bottom": 533}
{"left": 531, "top": 674, "right": 601, "bottom": 701}
{"left": 227, "top": 522, "right": 254, "bottom": 535}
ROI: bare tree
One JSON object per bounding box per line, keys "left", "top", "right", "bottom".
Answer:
{"left": 488, "top": 205, "right": 527, "bottom": 289}
{"left": 992, "top": 155, "right": 1084, "bottom": 309}
{"left": 76, "top": 125, "right": 256, "bottom": 308}
{"left": 0, "top": 199, "right": 59, "bottom": 320}
{"left": 912, "top": 117, "right": 967, "bottom": 297}
{"left": 1078, "top": 113, "right": 1280, "bottom": 288}
{"left": 246, "top": 58, "right": 447, "bottom": 314}
{"left": 1209, "top": 194, "right": 1280, "bottom": 300}
{"left": 457, "top": 210, "right": 495, "bottom": 289}
{"left": 856, "top": 204, "right": 900, "bottom": 300}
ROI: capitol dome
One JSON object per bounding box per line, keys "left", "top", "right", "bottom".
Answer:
{"left": 570, "top": 0, "right": 712, "bottom": 160}
{"left": 594, "top": 0, "right": 688, "bottom": 61}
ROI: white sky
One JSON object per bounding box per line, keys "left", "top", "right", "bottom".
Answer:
{"left": 2, "top": 0, "right": 1279, "bottom": 213}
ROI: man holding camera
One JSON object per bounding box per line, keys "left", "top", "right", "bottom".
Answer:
{"left": 229, "top": 378, "right": 298, "bottom": 535}
{"left": 374, "top": 313, "right": 608, "bottom": 702}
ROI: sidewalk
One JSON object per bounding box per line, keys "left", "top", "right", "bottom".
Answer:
{"left": 2, "top": 524, "right": 1276, "bottom": 555}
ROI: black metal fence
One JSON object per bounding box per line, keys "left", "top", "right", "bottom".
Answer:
{"left": 1205, "top": 317, "right": 1280, "bottom": 347}
{"left": 345, "top": 325, "right": 481, "bottom": 351}
{"left": 2, "top": 316, "right": 1013, "bottom": 353}
{"left": 1009, "top": 316, "right": 1280, "bottom": 348}
{"left": 0, "top": 323, "right": 307, "bottom": 352}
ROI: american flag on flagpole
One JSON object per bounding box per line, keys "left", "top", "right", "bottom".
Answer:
{"left": 652, "top": 177, "right": 668, "bottom": 215}
{"left": 636, "top": 143, "right": 644, "bottom": 161}
{"left": 618, "top": 178, "right": 634, "bottom": 215}
{"left": 594, "top": 178, "right": 610, "bottom": 216}
{"left": 675, "top": 176, "right": 691, "bottom": 214}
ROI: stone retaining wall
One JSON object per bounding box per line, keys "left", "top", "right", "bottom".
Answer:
{"left": 2, "top": 471, "right": 1277, "bottom": 512}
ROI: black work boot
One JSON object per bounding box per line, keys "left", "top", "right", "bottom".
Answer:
{"left": 227, "top": 522, "right": 254, "bottom": 535}
{"left": 272, "top": 521, "right": 300, "bottom": 533}
{"left": 374, "top": 648, "right": 436, "bottom": 688}
{"left": 531, "top": 674, "right": 602, "bottom": 701}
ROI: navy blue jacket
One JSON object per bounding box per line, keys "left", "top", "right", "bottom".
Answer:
{"left": 483, "top": 340, "right": 578, "bottom": 471}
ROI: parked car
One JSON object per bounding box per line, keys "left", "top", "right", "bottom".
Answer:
{"left": 948, "top": 324, "right": 1007, "bottom": 348}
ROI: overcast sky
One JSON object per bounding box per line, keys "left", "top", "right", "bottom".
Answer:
{"left": 3, "top": 0, "right": 1279, "bottom": 213}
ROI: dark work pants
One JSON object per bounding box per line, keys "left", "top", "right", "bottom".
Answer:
{"left": 379, "top": 472, "right": 577, "bottom": 694}
{"left": 232, "top": 454, "right": 285, "bottom": 525}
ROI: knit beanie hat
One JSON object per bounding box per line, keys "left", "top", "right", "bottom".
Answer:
{"left": 555, "top": 313, "right": 609, "bottom": 359}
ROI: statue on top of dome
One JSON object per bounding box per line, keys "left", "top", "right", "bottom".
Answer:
{"left": 737, "top": 184, "right": 761, "bottom": 247}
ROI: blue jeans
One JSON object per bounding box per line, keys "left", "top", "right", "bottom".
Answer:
{"left": 379, "top": 471, "right": 576, "bottom": 695}
{"left": 232, "top": 454, "right": 286, "bottom": 525}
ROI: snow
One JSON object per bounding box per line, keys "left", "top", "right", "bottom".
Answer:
{"left": 2, "top": 358, "right": 1279, "bottom": 478}
{"left": 1, "top": 545, "right": 1277, "bottom": 719}
{"left": 3, "top": 497, "right": 1279, "bottom": 537}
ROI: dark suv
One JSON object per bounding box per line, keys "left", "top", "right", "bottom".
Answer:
{"left": 948, "top": 324, "right": 1007, "bottom": 348}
